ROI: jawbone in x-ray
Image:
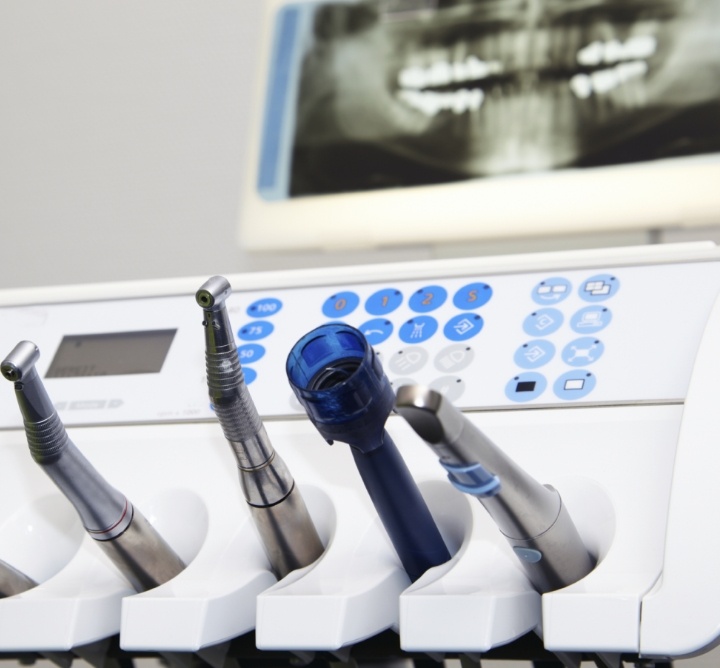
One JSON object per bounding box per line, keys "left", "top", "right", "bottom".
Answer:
{"left": 258, "top": 0, "right": 720, "bottom": 199}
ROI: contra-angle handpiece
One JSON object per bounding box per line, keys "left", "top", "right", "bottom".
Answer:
{"left": 1, "top": 341, "right": 186, "bottom": 593}
{"left": 395, "top": 385, "right": 594, "bottom": 593}
{"left": 196, "top": 276, "right": 324, "bottom": 579}
{"left": 0, "top": 558, "right": 37, "bottom": 598}
{"left": 286, "top": 324, "right": 451, "bottom": 582}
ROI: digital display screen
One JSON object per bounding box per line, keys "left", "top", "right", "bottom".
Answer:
{"left": 45, "top": 329, "right": 177, "bottom": 378}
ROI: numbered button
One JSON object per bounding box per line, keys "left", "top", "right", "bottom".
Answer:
{"left": 322, "top": 291, "right": 360, "bottom": 318}
{"left": 242, "top": 367, "right": 257, "bottom": 385}
{"left": 247, "top": 297, "right": 282, "bottom": 317}
{"left": 366, "top": 288, "right": 403, "bottom": 316}
{"left": 453, "top": 282, "right": 493, "bottom": 309}
{"left": 409, "top": 286, "right": 447, "bottom": 313}
{"left": 238, "top": 321, "right": 274, "bottom": 341}
{"left": 237, "top": 344, "right": 266, "bottom": 364}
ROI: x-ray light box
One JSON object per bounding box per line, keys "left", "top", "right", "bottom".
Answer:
{"left": 238, "top": 0, "right": 720, "bottom": 251}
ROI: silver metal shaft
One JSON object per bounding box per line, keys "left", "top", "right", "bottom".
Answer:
{"left": 0, "top": 557, "right": 37, "bottom": 598}
{"left": 197, "top": 276, "right": 324, "bottom": 578}
{"left": 396, "top": 385, "right": 594, "bottom": 593}
{"left": 1, "top": 341, "right": 185, "bottom": 593}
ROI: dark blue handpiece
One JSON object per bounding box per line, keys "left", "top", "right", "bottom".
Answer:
{"left": 286, "top": 324, "right": 451, "bottom": 582}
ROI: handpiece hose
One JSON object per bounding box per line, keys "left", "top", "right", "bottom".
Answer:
{"left": 286, "top": 324, "right": 450, "bottom": 582}
{"left": 1, "top": 341, "right": 186, "bottom": 592}
{"left": 196, "top": 276, "right": 323, "bottom": 578}
{"left": 396, "top": 385, "right": 594, "bottom": 593}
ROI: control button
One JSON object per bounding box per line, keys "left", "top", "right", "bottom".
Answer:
{"left": 388, "top": 346, "right": 429, "bottom": 375}
{"left": 532, "top": 277, "right": 571, "bottom": 305}
{"left": 243, "top": 366, "right": 257, "bottom": 385}
{"left": 247, "top": 297, "right": 283, "bottom": 317}
{"left": 505, "top": 372, "right": 547, "bottom": 402}
{"left": 359, "top": 318, "right": 393, "bottom": 345}
{"left": 237, "top": 343, "right": 266, "bottom": 364}
{"left": 561, "top": 337, "right": 604, "bottom": 366}
{"left": 399, "top": 316, "right": 438, "bottom": 343}
{"left": 322, "top": 291, "right": 360, "bottom": 318}
{"left": 238, "top": 321, "right": 274, "bottom": 341}
{"left": 434, "top": 344, "right": 474, "bottom": 373}
{"left": 514, "top": 340, "right": 555, "bottom": 369}
{"left": 429, "top": 376, "right": 465, "bottom": 402}
{"left": 553, "top": 370, "right": 596, "bottom": 400}
{"left": 580, "top": 273, "right": 620, "bottom": 302}
{"left": 444, "top": 313, "right": 484, "bottom": 341}
{"left": 571, "top": 306, "right": 612, "bottom": 333}
{"left": 523, "top": 308, "right": 563, "bottom": 336}
{"left": 453, "top": 282, "right": 493, "bottom": 309}
{"left": 366, "top": 288, "right": 403, "bottom": 315}
{"left": 513, "top": 547, "right": 543, "bottom": 563}
{"left": 409, "top": 285, "right": 447, "bottom": 313}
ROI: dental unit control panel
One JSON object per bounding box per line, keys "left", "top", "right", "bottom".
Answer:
{"left": 1, "top": 243, "right": 720, "bottom": 665}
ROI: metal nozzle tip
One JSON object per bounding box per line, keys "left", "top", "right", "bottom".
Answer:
{"left": 395, "top": 385, "right": 447, "bottom": 444}
{"left": 196, "top": 276, "right": 232, "bottom": 309}
{"left": 1, "top": 341, "right": 40, "bottom": 382}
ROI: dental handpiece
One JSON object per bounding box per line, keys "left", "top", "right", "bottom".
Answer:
{"left": 286, "top": 324, "right": 451, "bottom": 582}
{"left": 0, "top": 557, "right": 37, "bottom": 598}
{"left": 196, "top": 276, "right": 324, "bottom": 578}
{"left": 395, "top": 385, "right": 594, "bottom": 593}
{"left": 1, "top": 341, "right": 186, "bottom": 593}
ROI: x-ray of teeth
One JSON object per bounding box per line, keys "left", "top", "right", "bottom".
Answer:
{"left": 277, "top": 0, "right": 720, "bottom": 196}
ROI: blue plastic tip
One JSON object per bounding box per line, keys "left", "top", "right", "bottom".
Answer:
{"left": 286, "top": 324, "right": 394, "bottom": 452}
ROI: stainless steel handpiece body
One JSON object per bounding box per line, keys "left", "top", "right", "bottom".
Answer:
{"left": 1, "top": 341, "right": 186, "bottom": 593}
{"left": 0, "top": 558, "right": 37, "bottom": 598}
{"left": 197, "top": 276, "right": 324, "bottom": 578}
{"left": 395, "top": 385, "right": 594, "bottom": 593}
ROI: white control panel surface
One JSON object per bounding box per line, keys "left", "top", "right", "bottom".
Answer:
{"left": 1, "top": 256, "right": 719, "bottom": 428}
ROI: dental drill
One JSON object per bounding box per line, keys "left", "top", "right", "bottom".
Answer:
{"left": 395, "top": 385, "right": 594, "bottom": 593}
{"left": 286, "top": 324, "right": 451, "bottom": 582}
{"left": 1, "top": 341, "right": 186, "bottom": 593}
{"left": 196, "top": 276, "right": 324, "bottom": 578}
{"left": 0, "top": 558, "right": 37, "bottom": 598}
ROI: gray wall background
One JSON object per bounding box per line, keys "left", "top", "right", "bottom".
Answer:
{"left": 2, "top": 1, "right": 720, "bottom": 291}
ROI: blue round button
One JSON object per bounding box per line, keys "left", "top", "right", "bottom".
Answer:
{"left": 561, "top": 337, "right": 604, "bottom": 366}
{"left": 514, "top": 340, "right": 555, "bottom": 369}
{"left": 579, "top": 274, "right": 620, "bottom": 302}
{"left": 409, "top": 285, "right": 448, "bottom": 313}
{"left": 553, "top": 370, "right": 596, "bottom": 400}
{"left": 322, "top": 291, "right": 360, "bottom": 318}
{"left": 359, "top": 318, "right": 393, "bottom": 345}
{"left": 247, "top": 297, "right": 282, "bottom": 318}
{"left": 237, "top": 343, "right": 266, "bottom": 364}
{"left": 242, "top": 366, "right": 257, "bottom": 385}
{"left": 453, "top": 283, "right": 493, "bottom": 310}
{"left": 532, "top": 277, "right": 571, "bottom": 305}
{"left": 444, "top": 313, "right": 484, "bottom": 341}
{"left": 399, "top": 316, "right": 438, "bottom": 344}
{"left": 366, "top": 288, "right": 403, "bottom": 315}
{"left": 238, "top": 321, "right": 274, "bottom": 341}
{"left": 571, "top": 306, "right": 612, "bottom": 333}
{"left": 522, "top": 308, "right": 563, "bottom": 336}
{"left": 505, "top": 372, "right": 547, "bottom": 402}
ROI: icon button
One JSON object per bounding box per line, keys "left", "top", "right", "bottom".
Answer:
{"left": 434, "top": 344, "right": 474, "bottom": 373}
{"left": 571, "top": 306, "right": 612, "bottom": 333}
{"left": 553, "top": 370, "right": 596, "bottom": 400}
{"left": 505, "top": 372, "right": 547, "bottom": 402}
{"left": 514, "top": 340, "right": 555, "bottom": 369}
{"left": 523, "top": 308, "right": 563, "bottom": 336}
{"left": 561, "top": 337, "right": 604, "bottom": 366}
{"left": 444, "top": 313, "right": 484, "bottom": 341}
{"left": 532, "top": 278, "right": 571, "bottom": 305}
{"left": 580, "top": 274, "right": 619, "bottom": 302}
{"left": 359, "top": 318, "right": 393, "bottom": 345}
{"left": 399, "top": 316, "right": 438, "bottom": 344}
{"left": 389, "top": 346, "right": 429, "bottom": 375}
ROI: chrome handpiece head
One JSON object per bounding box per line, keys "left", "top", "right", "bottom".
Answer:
{"left": 396, "top": 384, "right": 595, "bottom": 593}
{"left": 196, "top": 276, "right": 324, "bottom": 578}
{"left": 1, "top": 341, "right": 185, "bottom": 592}
{"left": 287, "top": 325, "right": 451, "bottom": 581}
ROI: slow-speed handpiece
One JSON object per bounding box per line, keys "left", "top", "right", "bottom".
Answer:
{"left": 395, "top": 385, "right": 594, "bottom": 593}
{"left": 0, "top": 557, "right": 37, "bottom": 598}
{"left": 286, "top": 324, "right": 451, "bottom": 582}
{"left": 196, "top": 276, "right": 323, "bottom": 578}
{"left": 1, "top": 341, "right": 186, "bottom": 592}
